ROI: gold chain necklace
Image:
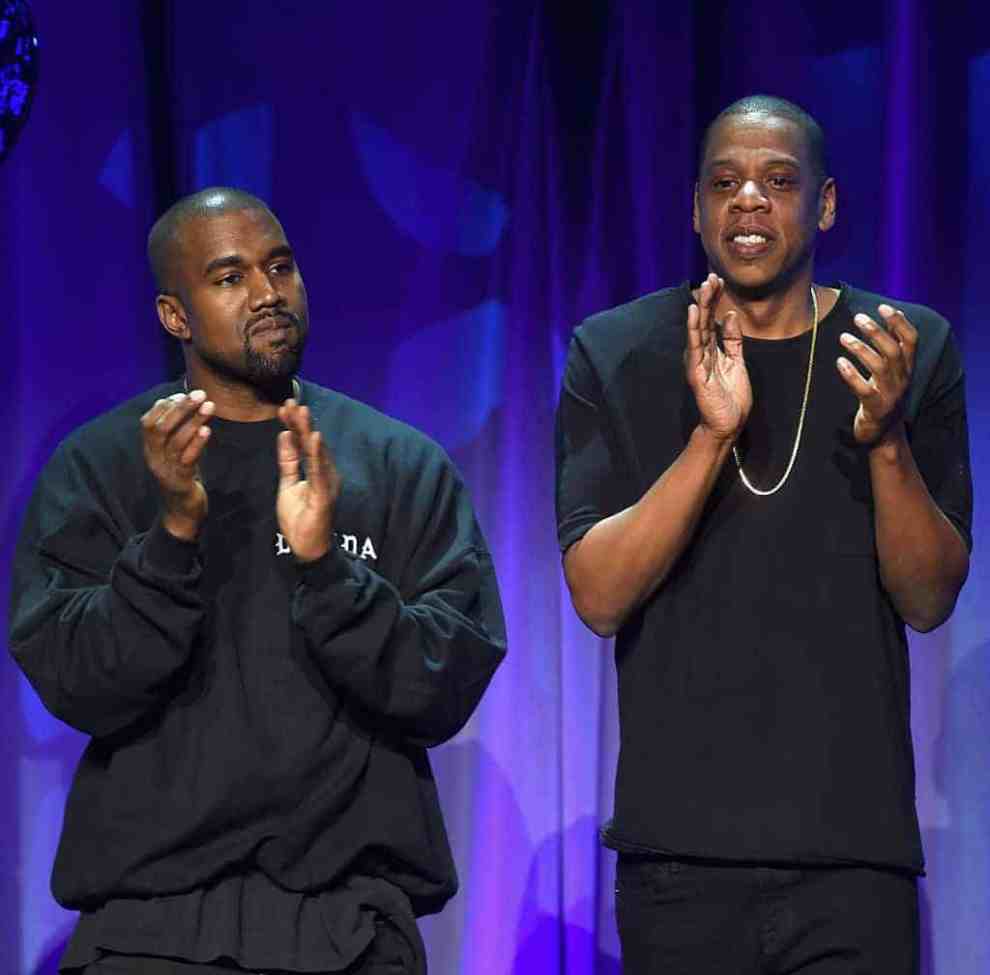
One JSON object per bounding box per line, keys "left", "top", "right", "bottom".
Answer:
{"left": 731, "top": 286, "right": 818, "bottom": 497}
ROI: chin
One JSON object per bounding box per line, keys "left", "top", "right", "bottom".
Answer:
{"left": 721, "top": 262, "right": 796, "bottom": 300}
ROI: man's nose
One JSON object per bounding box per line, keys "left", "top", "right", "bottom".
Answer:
{"left": 732, "top": 180, "right": 770, "bottom": 210}
{"left": 248, "top": 269, "right": 281, "bottom": 310}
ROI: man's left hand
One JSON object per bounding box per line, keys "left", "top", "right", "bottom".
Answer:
{"left": 837, "top": 304, "right": 918, "bottom": 446}
{"left": 277, "top": 400, "right": 341, "bottom": 562}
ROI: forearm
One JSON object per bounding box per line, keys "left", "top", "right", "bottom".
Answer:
{"left": 10, "top": 521, "right": 204, "bottom": 737}
{"left": 294, "top": 546, "right": 505, "bottom": 746}
{"left": 870, "top": 424, "right": 969, "bottom": 632}
{"left": 564, "top": 425, "right": 733, "bottom": 637}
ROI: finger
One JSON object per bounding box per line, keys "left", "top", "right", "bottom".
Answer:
{"left": 840, "top": 330, "right": 884, "bottom": 375}
{"left": 878, "top": 305, "right": 918, "bottom": 361}
{"left": 277, "top": 429, "right": 300, "bottom": 489}
{"left": 297, "top": 405, "right": 312, "bottom": 442}
{"left": 853, "top": 312, "right": 902, "bottom": 362}
{"left": 157, "top": 391, "right": 207, "bottom": 440}
{"left": 278, "top": 397, "right": 299, "bottom": 428}
{"left": 141, "top": 398, "right": 172, "bottom": 430}
{"left": 721, "top": 311, "right": 744, "bottom": 360}
{"left": 280, "top": 399, "right": 310, "bottom": 445}
{"left": 836, "top": 357, "right": 875, "bottom": 399}
{"left": 178, "top": 423, "right": 211, "bottom": 467}
{"left": 168, "top": 400, "right": 215, "bottom": 463}
{"left": 304, "top": 430, "right": 333, "bottom": 501}
{"left": 686, "top": 303, "right": 703, "bottom": 352}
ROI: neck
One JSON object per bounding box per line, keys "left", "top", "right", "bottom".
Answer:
{"left": 184, "top": 361, "right": 294, "bottom": 421}
{"left": 714, "top": 270, "right": 826, "bottom": 340}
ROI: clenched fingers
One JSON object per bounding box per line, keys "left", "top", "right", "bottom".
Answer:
{"left": 142, "top": 391, "right": 214, "bottom": 468}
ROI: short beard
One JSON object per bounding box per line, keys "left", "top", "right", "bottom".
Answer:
{"left": 711, "top": 246, "right": 816, "bottom": 303}
{"left": 196, "top": 320, "right": 307, "bottom": 403}
{"left": 243, "top": 331, "right": 305, "bottom": 389}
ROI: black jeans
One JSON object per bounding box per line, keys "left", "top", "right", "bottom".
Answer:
{"left": 78, "top": 915, "right": 420, "bottom": 975}
{"left": 616, "top": 855, "right": 919, "bottom": 974}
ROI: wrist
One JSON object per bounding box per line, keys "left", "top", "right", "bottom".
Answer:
{"left": 162, "top": 507, "right": 204, "bottom": 542}
{"left": 292, "top": 542, "right": 330, "bottom": 563}
{"left": 691, "top": 423, "right": 738, "bottom": 457}
{"left": 868, "top": 421, "right": 909, "bottom": 465}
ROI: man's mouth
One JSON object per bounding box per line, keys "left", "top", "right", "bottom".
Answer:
{"left": 726, "top": 231, "right": 773, "bottom": 259}
{"left": 250, "top": 315, "right": 296, "bottom": 338}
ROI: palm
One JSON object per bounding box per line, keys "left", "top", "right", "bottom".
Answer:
{"left": 691, "top": 346, "right": 752, "bottom": 438}
{"left": 275, "top": 402, "right": 340, "bottom": 562}
{"left": 276, "top": 481, "right": 323, "bottom": 544}
{"left": 685, "top": 275, "right": 751, "bottom": 441}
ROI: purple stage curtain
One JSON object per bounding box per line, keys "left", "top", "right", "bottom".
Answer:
{"left": 2, "top": 3, "right": 988, "bottom": 973}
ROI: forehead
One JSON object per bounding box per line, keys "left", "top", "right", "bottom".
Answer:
{"left": 176, "top": 208, "right": 288, "bottom": 271}
{"left": 702, "top": 114, "right": 810, "bottom": 170}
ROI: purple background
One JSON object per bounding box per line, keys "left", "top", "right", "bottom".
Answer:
{"left": 2, "top": 2, "right": 989, "bottom": 972}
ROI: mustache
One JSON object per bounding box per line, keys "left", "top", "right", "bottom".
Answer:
{"left": 247, "top": 310, "right": 303, "bottom": 336}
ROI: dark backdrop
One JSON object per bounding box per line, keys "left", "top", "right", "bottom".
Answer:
{"left": 2, "top": 3, "right": 988, "bottom": 972}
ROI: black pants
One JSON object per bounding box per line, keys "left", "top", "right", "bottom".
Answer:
{"left": 616, "top": 855, "right": 919, "bottom": 975}
{"left": 78, "top": 916, "right": 420, "bottom": 975}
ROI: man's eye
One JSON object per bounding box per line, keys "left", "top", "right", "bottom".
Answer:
{"left": 767, "top": 176, "right": 794, "bottom": 189}
{"left": 712, "top": 178, "right": 736, "bottom": 191}
{"left": 271, "top": 262, "right": 293, "bottom": 275}
{"left": 217, "top": 273, "right": 242, "bottom": 286}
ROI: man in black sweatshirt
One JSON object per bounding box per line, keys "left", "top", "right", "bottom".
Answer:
{"left": 10, "top": 187, "right": 507, "bottom": 974}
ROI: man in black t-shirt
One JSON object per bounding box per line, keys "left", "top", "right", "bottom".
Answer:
{"left": 10, "top": 188, "right": 506, "bottom": 974}
{"left": 556, "top": 96, "right": 971, "bottom": 973}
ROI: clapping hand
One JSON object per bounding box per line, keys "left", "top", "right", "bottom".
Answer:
{"left": 837, "top": 305, "right": 917, "bottom": 446}
{"left": 276, "top": 400, "right": 341, "bottom": 562}
{"left": 685, "top": 273, "right": 752, "bottom": 442}
{"left": 141, "top": 390, "right": 215, "bottom": 540}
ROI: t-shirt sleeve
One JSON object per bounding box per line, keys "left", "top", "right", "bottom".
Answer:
{"left": 908, "top": 328, "right": 973, "bottom": 552}
{"left": 555, "top": 330, "right": 625, "bottom": 553}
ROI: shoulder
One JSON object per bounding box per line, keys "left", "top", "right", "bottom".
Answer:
{"left": 841, "top": 284, "right": 961, "bottom": 417}
{"left": 49, "top": 381, "right": 180, "bottom": 475}
{"left": 574, "top": 286, "right": 687, "bottom": 355}
{"left": 568, "top": 286, "right": 688, "bottom": 386}
{"left": 842, "top": 282, "right": 958, "bottom": 356}
{"left": 302, "top": 380, "right": 457, "bottom": 478}
{"left": 842, "top": 284, "right": 952, "bottom": 346}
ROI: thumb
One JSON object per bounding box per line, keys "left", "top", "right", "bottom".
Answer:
{"left": 721, "top": 310, "right": 745, "bottom": 360}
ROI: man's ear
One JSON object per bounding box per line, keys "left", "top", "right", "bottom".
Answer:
{"left": 692, "top": 183, "right": 701, "bottom": 235}
{"left": 156, "top": 294, "right": 190, "bottom": 341}
{"left": 818, "top": 177, "right": 837, "bottom": 232}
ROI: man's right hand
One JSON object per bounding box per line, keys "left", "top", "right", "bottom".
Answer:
{"left": 141, "top": 391, "right": 215, "bottom": 541}
{"left": 685, "top": 273, "right": 752, "bottom": 443}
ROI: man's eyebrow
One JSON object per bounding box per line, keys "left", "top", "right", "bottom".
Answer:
{"left": 203, "top": 245, "right": 294, "bottom": 277}
{"left": 203, "top": 254, "right": 246, "bottom": 277}
{"left": 706, "top": 154, "right": 801, "bottom": 170}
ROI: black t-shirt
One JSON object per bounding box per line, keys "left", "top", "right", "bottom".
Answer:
{"left": 555, "top": 283, "right": 972, "bottom": 873}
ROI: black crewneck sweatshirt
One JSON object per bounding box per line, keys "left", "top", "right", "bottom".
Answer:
{"left": 10, "top": 380, "right": 506, "bottom": 972}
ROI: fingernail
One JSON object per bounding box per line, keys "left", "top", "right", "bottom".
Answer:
{"left": 189, "top": 389, "right": 206, "bottom": 402}
{"left": 854, "top": 314, "right": 873, "bottom": 328}
{"left": 878, "top": 304, "right": 894, "bottom": 317}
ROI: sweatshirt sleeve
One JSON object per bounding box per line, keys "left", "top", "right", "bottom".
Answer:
{"left": 292, "top": 442, "right": 506, "bottom": 748}
{"left": 8, "top": 441, "right": 205, "bottom": 738}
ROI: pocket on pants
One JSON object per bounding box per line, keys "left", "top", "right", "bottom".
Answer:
{"left": 615, "top": 853, "right": 695, "bottom": 910}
